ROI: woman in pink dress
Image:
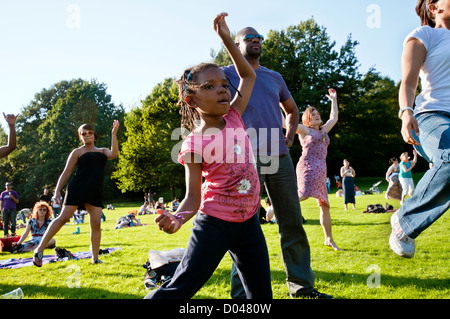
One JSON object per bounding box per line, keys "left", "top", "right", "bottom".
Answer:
{"left": 295, "top": 88, "right": 341, "bottom": 250}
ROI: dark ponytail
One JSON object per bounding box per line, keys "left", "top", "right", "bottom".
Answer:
{"left": 416, "top": 0, "right": 438, "bottom": 27}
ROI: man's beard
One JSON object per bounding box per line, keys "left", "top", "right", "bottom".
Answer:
{"left": 245, "top": 47, "right": 261, "bottom": 59}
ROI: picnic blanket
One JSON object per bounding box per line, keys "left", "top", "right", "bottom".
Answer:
{"left": 0, "top": 247, "right": 121, "bottom": 269}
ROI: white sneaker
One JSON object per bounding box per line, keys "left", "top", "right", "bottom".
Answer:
{"left": 389, "top": 211, "right": 415, "bottom": 258}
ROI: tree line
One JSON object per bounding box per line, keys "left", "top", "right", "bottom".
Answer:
{"left": 0, "top": 18, "right": 423, "bottom": 207}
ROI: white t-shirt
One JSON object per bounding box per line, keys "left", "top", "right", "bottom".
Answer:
{"left": 404, "top": 26, "right": 450, "bottom": 114}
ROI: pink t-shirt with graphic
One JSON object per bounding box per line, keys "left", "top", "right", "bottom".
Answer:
{"left": 178, "top": 107, "right": 260, "bottom": 222}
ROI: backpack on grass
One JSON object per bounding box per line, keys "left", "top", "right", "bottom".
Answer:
{"left": 142, "top": 248, "right": 185, "bottom": 290}
{"left": 364, "top": 203, "right": 394, "bottom": 214}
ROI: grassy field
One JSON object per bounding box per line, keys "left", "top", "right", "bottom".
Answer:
{"left": 1, "top": 175, "right": 449, "bottom": 300}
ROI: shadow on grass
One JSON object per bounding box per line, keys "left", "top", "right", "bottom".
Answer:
{"left": 300, "top": 218, "right": 390, "bottom": 227}
{"left": 2, "top": 267, "right": 448, "bottom": 299}
{"left": 195, "top": 269, "right": 291, "bottom": 299}
{"left": 198, "top": 267, "right": 450, "bottom": 299}
{"left": 0, "top": 283, "right": 140, "bottom": 299}
{"left": 314, "top": 270, "right": 450, "bottom": 298}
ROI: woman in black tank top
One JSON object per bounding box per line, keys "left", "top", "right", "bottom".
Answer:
{"left": 33, "top": 121, "right": 119, "bottom": 267}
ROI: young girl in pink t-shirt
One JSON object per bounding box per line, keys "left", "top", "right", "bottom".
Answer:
{"left": 145, "top": 13, "right": 272, "bottom": 299}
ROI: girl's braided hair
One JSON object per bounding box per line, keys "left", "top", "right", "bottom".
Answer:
{"left": 176, "top": 62, "right": 242, "bottom": 133}
{"left": 176, "top": 63, "right": 218, "bottom": 132}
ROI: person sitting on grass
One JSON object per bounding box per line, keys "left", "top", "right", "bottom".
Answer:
{"left": 12, "top": 201, "right": 55, "bottom": 253}
{"left": 138, "top": 202, "right": 152, "bottom": 215}
{"left": 115, "top": 212, "right": 142, "bottom": 229}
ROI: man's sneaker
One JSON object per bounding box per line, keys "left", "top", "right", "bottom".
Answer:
{"left": 294, "top": 288, "right": 334, "bottom": 299}
{"left": 389, "top": 211, "right": 415, "bottom": 258}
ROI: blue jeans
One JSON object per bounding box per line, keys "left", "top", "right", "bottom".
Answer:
{"left": 145, "top": 213, "right": 272, "bottom": 299}
{"left": 231, "top": 154, "right": 315, "bottom": 298}
{"left": 398, "top": 111, "right": 450, "bottom": 239}
{"left": 53, "top": 207, "right": 61, "bottom": 218}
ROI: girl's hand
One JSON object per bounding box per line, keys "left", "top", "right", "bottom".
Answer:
{"left": 155, "top": 212, "right": 182, "bottom": 234}
{"left": 3, "top": 113, "right": 19, "bottom": 125}
{"left": 326, "top": 88, "right": 337, "bottom": 101}
{"left": 112, "top": 120, "right": 120, "bottom": 135}
{"left": 400, "top": 112, "right": 420, "bottom": 145}
{"left": 213, "top": 12, "right": 230, "bottom": 39}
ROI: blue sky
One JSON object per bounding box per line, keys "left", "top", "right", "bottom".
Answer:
{"left": 0, "top": 0, "right": 420, "bottom": 128}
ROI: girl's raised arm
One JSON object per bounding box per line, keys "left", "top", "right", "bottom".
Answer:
{"left": 103, "top": 120, "right": 120, "bottom": 160}
{"left": 322, "top": 88, "right": 338, "bottom": 133}
{"left": 213, "top": 12, "right": 256, "bottom": 116}
{"left": 0, "top": 113, "right": 19, "bottom": 159}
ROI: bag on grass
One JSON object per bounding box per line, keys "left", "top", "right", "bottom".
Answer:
{"left": 365, "top": 204, "right": 386, "bottom": 214}
{"left": 142, "top": 248, "right": 185, "bottom": 290}
{"left": 143, "top": 261, "right": 180, "bottom": 290}
{"left": 55, "top": 247, "right": 78, "bottom": 260}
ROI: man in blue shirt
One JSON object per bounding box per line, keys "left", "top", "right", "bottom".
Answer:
{"left": 223, "top": 27, "right": 332, "bottom": 299}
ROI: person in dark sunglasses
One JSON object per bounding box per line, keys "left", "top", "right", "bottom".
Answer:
{"left": 243, "top": 33, "right": 265, "bottom": 42}
{"left": 223, "top": 27, "right": 333, "bottom": 299}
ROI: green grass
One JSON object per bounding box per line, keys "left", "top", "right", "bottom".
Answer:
{"left": 1, "top": 177, "right": 449, "bottom": 299}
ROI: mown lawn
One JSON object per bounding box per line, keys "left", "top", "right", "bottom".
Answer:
{"left": 1, "top": 175, "right": 449, "bottom": 300}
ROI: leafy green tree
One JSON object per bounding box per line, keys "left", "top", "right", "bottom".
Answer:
{"left": 113, "top": 78, "right": 185, "bottom": 199}
{"left": 213, "top": 17, "right": 405, "bottom": 177}
{"left": 328, "top": 71, "right": 403, "bottom": 176}
{"left": 0, "top": 79, "right": 125, "bottom": 206}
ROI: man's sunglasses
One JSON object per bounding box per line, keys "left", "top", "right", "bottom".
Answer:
{"left": 243, "top": 34, "right": 264, "bottom": 43}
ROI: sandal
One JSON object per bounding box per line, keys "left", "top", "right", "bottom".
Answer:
{"left": 33, "top": 251, "right": 43, "bottom": 267}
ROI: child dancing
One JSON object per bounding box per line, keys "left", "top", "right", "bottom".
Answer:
{"left": 145, "top": 13, "right": 272, "bottom": 299}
